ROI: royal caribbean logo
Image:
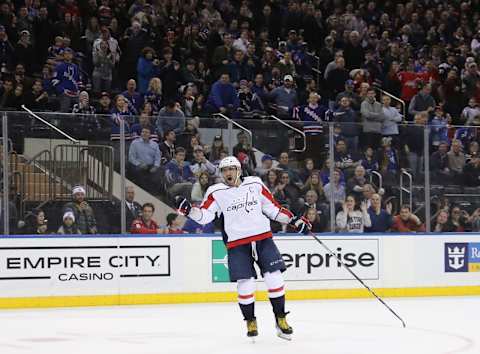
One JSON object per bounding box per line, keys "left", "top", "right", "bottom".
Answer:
{"left": 444, "top": 243, "right": 480, "bottom": 272}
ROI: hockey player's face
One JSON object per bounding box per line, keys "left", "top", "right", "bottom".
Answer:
{"left": 222, "top": 167, "right": 238, "bottom": 186}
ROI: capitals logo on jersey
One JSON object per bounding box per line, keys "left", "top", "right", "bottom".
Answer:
{"left": 226, "top": 191, "right": 259, "bottom": 213}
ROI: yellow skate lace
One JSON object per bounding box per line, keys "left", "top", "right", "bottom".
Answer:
{"left": 247, "top": 320, "right": 257, "bottom": 332}
{"left": 277, "top": 317, "right": 290, "bottom": 330}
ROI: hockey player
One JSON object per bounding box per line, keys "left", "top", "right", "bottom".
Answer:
{"left": 176, "top": 156, "right": 311, "bottom": 341}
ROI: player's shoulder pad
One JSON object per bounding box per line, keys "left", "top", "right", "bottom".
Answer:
{"left": 242, "top": 176, "right": 263, "bottom": 185}
{"left": 205, "top": 183, "right": 230, "bottom": 197}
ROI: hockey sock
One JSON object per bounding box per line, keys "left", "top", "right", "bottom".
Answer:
{"left": 237, "top": 278, "right": 256, "bottom": 320}
{"left": 269, "top": 295, "right": 286, "bottom": 316}
{"left": 264, "top": 271, "right": 286, "bottom": 316}
{"left": 239, "top": 302, "right": 255, "bottom": 321}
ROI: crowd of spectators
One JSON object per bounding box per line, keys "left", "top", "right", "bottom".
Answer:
{"left": 1, "top": 0, "right": 480, "bottom": 234}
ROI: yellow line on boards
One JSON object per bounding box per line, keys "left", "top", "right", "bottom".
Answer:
{"left": 1, "top": 286, "right": 480, "bottom": 309}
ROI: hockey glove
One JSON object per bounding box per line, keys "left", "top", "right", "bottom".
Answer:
{"left": 175, "top": 196, "right": 192, "bottom": 216}
{"left": 289, "top": 216, "right": 312, "bottom": 235}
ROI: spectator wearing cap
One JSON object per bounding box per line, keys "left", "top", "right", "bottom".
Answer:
{"left": 62, "top": 186, "right": 97, "bottom": 234}
{"left": 326, "top": 57, "right": 350, "bottom": 108}
{"left": 15, "top": 30, "right": 35, "bottom": 74}
{"left": 408, "top": 83, "right": 436, "bottom": 118}
{"left": 92, "top": 39, "right": 115, "bottom": 94}
{"left": 52, "top": 47, "right": 80, "bottom": 112}
{"left": 57, "top": 211, "right": 81, "bottom": 235}
{"left": 190, "top": 145, "right": 217, "bottom": 177}
{"left": 157, "top": 101, "right": 185, "bottom": 138}
{"left": 336, "top": 79, "right": 361, "bottom": 110}
{"left": 96, "top": 91, "right": 112, "bottom": 114}
{"left": 361, "top": 88, "right": 384, "bottom": 150}
{"left": 137, "top": 47, "right": 160, "bottom": 94}
{"left": 268, "top": 74, "right": 298, "bottom": 119}
{"left": 128, "top": 127, "right": 163, "bottom": 193}
{"left": 205, "top": 73, "right": 239, "bottom": 115}
{"left": 122, "top": 79, "right": 143, "bottom": 114}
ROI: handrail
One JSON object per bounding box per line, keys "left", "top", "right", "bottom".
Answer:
{"left": 399, "top": 169, "right": 413, "bottom": 211}
{"left": 269, "top": 115, "right": 306, "bottom": 153}
{"left": 213, "top": 113, "right": 253, "bottom": 142}
{"left": 375, "top": 88, "right": 406, "bottom": 121}
{"left": 21, "top": 105, "right": 80, "bottom": 144}
{"left": 370, "top": 170, "right": 383, "bottom": 191}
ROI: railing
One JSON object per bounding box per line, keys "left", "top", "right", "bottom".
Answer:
{"left": 268, "top": 115, "right": 306, "bottom": 153}
{"left": 213, "top": 113, "right": 254, "bottom": 155}
{"left": 400, "top": 169, "right": 413, "bottom": 212}
{"left": 370, "top": 170, "right": 383, "bottom": 191}
{"left": 53, "top": 144, "right": 114, "bottom": 201}
{"left": 374, "top": 88, "right": 406, "bottom": 120}
{"left": 21, "top": 105, "right": 80, "bottom": 144}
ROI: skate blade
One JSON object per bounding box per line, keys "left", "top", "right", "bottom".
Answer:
{"left": 276, "top": 328, "right": 292, "bottom": 341}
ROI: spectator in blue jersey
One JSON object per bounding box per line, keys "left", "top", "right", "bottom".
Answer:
{"left": 365, "top": 193, "right": 393, "bottom": 233}
{"left": 130, "top": 112, "right": 158, "bottom": 143}
{"left": 165, "top": 147, "right": 194, "bottom": 199}
{"left": 110, "top": 94, "right": 133, "bottom": 142}
{"left": 268, "top": 74, "right": 298, "bottom": 119}
{"left": 52, "top": 47, "right": 80, "bottom": 112}
{"left": 205, "top": 73, "right": 239, "bottom": 115}
{"left": 377, "top": 137, "right": 399, "bottom": 184}
{"left": 360, "top": 147, "right": 380, "bottom": 176}
{"left": 294, "top": 92, "right": 330, "bottom": 166}
{"left": 157, "top": 101, "right": 185, "bottom": 138}
{"left": 144, "top": 77, "right": 163, "bottom": 116}
{"left": 430, "top": 106, "right": 450, "bottom": 150}
{"left": 137, "top": 47, "right": 160, "bottom": 94}
{"left": 333, "top": 96, "right": 360, "bottom": 151}
{"left": 128, "top": 127, "right": 163, "bottom": 194}
{"left": 122, "top": 79, "right": 143, "bottom": 114}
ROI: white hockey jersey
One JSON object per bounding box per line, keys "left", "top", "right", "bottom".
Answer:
{"left": 189, "top": 176, "right": 293, "bottom": 248}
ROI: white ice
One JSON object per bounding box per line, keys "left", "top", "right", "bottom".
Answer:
{"left": 0, "top": 296, "right": 478, "bottom": 354}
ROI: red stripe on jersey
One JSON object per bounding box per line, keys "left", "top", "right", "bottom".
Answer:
{"left": 280, "top": 207, "right": 294, "bottom": 218}
{"left": 200, "top": 193, "right": 215, "bottom": 209}
{"left": 268, "top": 286, "right": 284, "bottom": 293}
{"left": 261, "top": 186, "right": 282, "bottom": 209}
{"left": 226, "top": 231, "right": 273, "bottom": 249}
{"left": 238, "top": 294, "right": 254, "bottom": 299}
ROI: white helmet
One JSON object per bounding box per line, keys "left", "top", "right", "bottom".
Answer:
{"left": 219, "top": 156, "right": 241, "bottom": 170}
{"left": 219, "top": 156, "right": 241, "bottom": 185}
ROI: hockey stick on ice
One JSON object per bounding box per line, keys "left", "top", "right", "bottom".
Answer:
{"left": 309, "top": 232, "right": 407, "bottom": 328}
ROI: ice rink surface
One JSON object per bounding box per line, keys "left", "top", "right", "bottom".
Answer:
{"left": 0, "top": 296, "right": 478, "bottom": 354}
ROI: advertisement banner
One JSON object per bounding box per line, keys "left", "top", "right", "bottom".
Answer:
{"left": 0, "top": 240, "right": 171, "bottom": 289}
{"left": 211, "top": 238, "right": 379, "bottom": 282}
